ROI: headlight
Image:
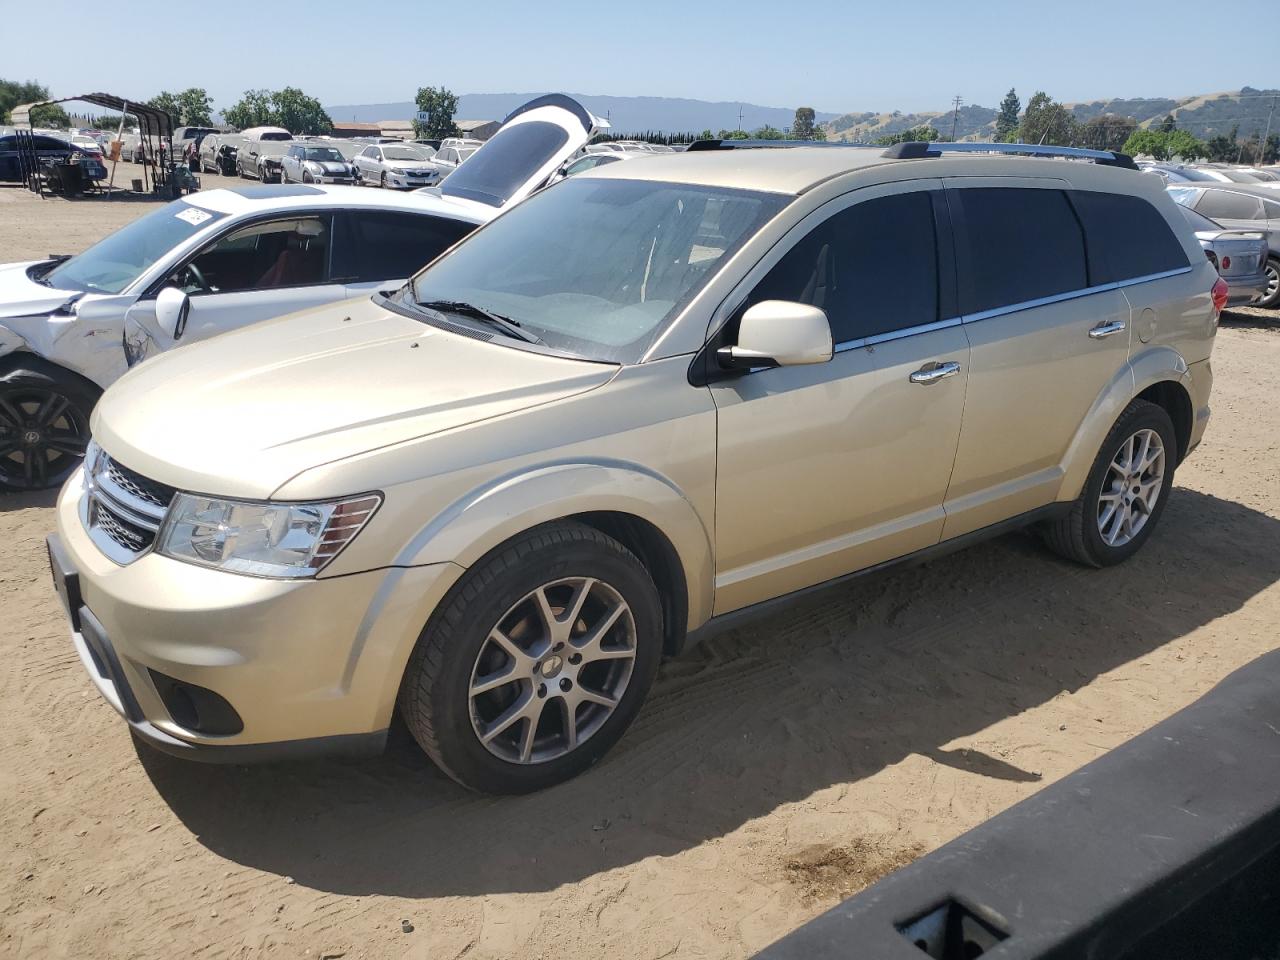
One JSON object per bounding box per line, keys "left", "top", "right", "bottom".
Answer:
{"left": 156, "top": 492, "right": 381, "bottom": 578}
{"left": 389, "top": 168, "right": 406, "bottom": 175}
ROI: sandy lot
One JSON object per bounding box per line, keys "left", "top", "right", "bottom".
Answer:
{"left": 0, "top": 178, "right": 1278, "bottom": 960}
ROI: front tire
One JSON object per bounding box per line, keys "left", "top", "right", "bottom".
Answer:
{"left": 399, "top": 521, "right": 663, "bottom": 794}
{"left": 0, "top": 358, "right": 98, "bottom": 492}
{"left": 1041, "top": 399, "right": 1177, "bottom": 567}
{"left": 380, "top": 171, "right": 388, "bottom": 189}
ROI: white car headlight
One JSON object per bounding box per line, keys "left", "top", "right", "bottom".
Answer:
{"left": 156, "top": 492, "right": 381, "bottom": 578}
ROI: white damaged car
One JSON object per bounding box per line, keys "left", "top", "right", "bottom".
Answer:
{"left": 0, "top": 94, "right": 603, "bottom": 490}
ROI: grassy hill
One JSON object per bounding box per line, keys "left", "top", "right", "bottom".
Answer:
{"left": 823, "top": 87, "right": 1280, "bottom": 142}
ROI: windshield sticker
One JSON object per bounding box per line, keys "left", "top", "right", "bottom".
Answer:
{"left": 175, "top": 207, "right": 213, "bottom": 226}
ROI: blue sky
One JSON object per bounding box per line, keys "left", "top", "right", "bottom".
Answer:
{"left": 5, "top": 0, "right": 1268, "bottom": 115}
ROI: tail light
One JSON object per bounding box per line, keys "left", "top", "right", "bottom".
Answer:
{"left": 1211, "top": 277, "right": 1229, "bottom": 315}
{"left": 1220, "top": 255, "right": 1231, "bottom": 270}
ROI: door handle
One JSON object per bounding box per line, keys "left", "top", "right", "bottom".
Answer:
{"left": 909, "top": 361, "right": 961, "bottom": 385}
{"left": 1088, "top": 319, "right": 1127, "bottom": 339}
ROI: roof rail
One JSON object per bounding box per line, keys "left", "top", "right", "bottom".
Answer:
{"left": 882, "top": 140, "right": 1139, "bottom": 170}
{"left": 687, "top": 138, "right": 875, "bottom": 152}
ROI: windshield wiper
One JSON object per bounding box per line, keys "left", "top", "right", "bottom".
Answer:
{"left": 417, "top": 299, "right": 544, "bottom": 345}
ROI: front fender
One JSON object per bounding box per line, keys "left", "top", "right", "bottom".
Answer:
{"left": 391, "top": 460, "right": 715, "bottom": 631}
{"left": 1057, "top": 345, "right": 1190, "bottom": 502}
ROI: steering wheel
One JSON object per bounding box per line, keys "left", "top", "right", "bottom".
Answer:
{"left": 184, "top": 262, "right": 211, "bottom": 293}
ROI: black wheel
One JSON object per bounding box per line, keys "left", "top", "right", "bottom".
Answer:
{"left": 0, "top": 358, "right": 99, "bottom": 492}
{"left": 380, "top": 171, "right": 387, "bottom": 189}
{"left": 1041, "top": 399, "right": 1177, "bottom": 567}
{"left": 302, "top": 171, "right": 313, "bottom": 184}
{"left": 399, "top": 521, "right": 663, "bottom": 794}
{"left": 1253, "top": 257, "right": 1280, "bottom": 309}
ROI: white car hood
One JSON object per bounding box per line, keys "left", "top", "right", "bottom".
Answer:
{"left": 0, "top": 260, "right": 80, "bottom": 318}
{"left": 385, "top": 159, "right": 436, "bottom": 172}
{"left": 436, "top": 94, "right": 606, "bottom": 211}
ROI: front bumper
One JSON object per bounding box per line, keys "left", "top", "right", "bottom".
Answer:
{"left": 52, "top": 470, "right": 463, "bottom": 761}
{"left": 386, "top": 173, "right": 439, "bottom": 189}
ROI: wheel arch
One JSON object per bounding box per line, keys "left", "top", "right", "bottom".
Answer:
{"left": 384, "top": 461, "right": 714, "bottom": 638}
{"left": 1057, "top": 346, "right": 1190, "bottom": 501}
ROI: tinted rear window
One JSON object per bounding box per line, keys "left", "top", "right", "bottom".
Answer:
{"left": 336, "top": 211, "right": 475, "bottom": 282}
{"left": 954, "top": 188, "right": 1087, "bottom": 315}
{"left": 1197, "top": 190, "right": 1263, "bottom": 221}
{"left": 1071, "top": 191, "right": 1188, "bottom": 283}
{"left": 440, "top": 122, "right": 569, "bottom": 207}
{"left": 746, "top": 191, "right": 939, "bottom": 342}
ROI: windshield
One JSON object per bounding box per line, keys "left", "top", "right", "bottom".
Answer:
{"left": 1178, "top": 205, "right": 1221, "bottom": 232}
{"left": 410, "top": 178, "right": 788, "bottom": 363}
{"left": 44, "top": 201, "right": 226, "bottom": 294}
{"left": 1218, "top": 169, "right": 1260, "bottom": 183}
{"left": 1170, "top": 167, "right": 1217, "bottom": 182}
{"left": 304, "top": 147, "right": 344, "bottom": 162}
{"left": 383, "top": 146, "right": 430, "bottom": 161}
{"left": 1167, "top": 187, "right": 1200, "bottom": 209}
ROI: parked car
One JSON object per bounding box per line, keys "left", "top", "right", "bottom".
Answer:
{"left": 1189, "top": 165, "right": 1274, "bottom": 185}
{"left": 48, "top": 141, "right": 1221, "bottom": 794}
{"left": 281, "top": 144, "right": 356, "bottom": 184}
{"left": 1176, "top": 204, "right": 1270, "bottom": 305}
{"left": 198, "top": 133, "right": 239, "bottom": 176}
{"left": 0, "top": 96, "right": 605, "bottom": 491}
{"left": 236, "top": 138, "right": 291, "bottom": 183}
{"left": 1168, "top": 184, "right": 1280, "bottom": 306}
{"left": 1137, "top": 162, "right": 1220, "bottom": 183}
{"left": 238, "top": 126, "right": 292, "bottom": 142}
{"left": 353, "top": 142, "right": 440, "bottom": 189}
{"left": 426, "top": 139, "right": 482, "bottom": 178}
{"left": 68, "top": 135, "right": 105, "bottom": 160}
{"left": 0, "top": 132, "right": 76, "bottom": 181}
{"left": 413, "top": 138, "right": 442, "bottom": 151}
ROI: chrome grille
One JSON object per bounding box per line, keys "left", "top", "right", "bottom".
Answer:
{"left": 81, "top": 448, "right": 172, "bottom": 565}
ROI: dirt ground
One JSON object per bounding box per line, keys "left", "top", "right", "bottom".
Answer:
{"left": 0, "top": 176, "right": 1278, "bottom": 960}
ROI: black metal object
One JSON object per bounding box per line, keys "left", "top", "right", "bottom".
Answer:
{"left": 753, "top": 649, "right": 1280, "bottom": 959}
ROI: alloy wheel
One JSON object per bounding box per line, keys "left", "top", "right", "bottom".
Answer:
{"left": 1097, "top": 428, "right": 1166, "bottom": 547}
{"left": 1264, "top": 263, "right": 1279, "bottom": 305}
{"left": 0, "top": 387, "right": 89, "bottom": 489}
{"left": 468, "top": 576, "right": 637, "bottom": 764}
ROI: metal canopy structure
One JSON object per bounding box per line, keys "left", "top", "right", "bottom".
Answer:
{"left": 9, "top": 92, "right": 174, "bottom": 139}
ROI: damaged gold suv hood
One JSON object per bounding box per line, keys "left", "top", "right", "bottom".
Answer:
{"left": 91, "top": 297, "right": 618, "bottom": 499}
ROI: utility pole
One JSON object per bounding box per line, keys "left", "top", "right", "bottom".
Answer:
{"left": 738, "top": 105, "right": 744, "bottom": 134}
{"left": 950, "top": 95, "right": 963, "bottom": 141}
{"left": 1262, "top": 96, "right": 1277, "bottom": 164}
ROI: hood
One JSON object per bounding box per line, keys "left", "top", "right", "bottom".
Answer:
{"left": 438, "top": 94, "right": 607, "bottom": 211}
{"left": 0, "top": 260, "right": 81, "bottom": 319}
{"left": 92, "top": 297, "right": 617, "bottom": 500}
{"left": 309, "top": 160, "right": 352, "bottom": 174}
{"left": 385, "top": 159, "right": 437, "bottom": 171}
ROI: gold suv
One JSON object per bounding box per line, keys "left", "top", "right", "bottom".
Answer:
{"left": 49, "top": 142, "right": 1223, "bottom": 793}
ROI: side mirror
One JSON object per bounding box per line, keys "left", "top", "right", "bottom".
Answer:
{"left": 155, "top": 286, "right": 191, "bottom": 341}
{"left": 718, "top": 300, "right": 833, "bottom": 370}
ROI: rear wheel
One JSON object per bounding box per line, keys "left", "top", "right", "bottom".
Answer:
{"left": 399, "top": 521, "right": 663, "bottom": 794}
{"left": 0, "top": 359, "right": 98, "bottom": 492}
{"left": 380, "top": 171, "right": 388, "bottom": 189}
{"left": 1253, "top": 257, "right": 1280, "bottom": 309}
{"left": 1041, "top": 399, "right": 1177, "bottom": 567}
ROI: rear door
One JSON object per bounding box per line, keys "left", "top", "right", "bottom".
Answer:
{"left": 710, "top": 180, "right": 970, "bottom": 613}
{"left": 940, "top": 181, "right": 1136, "bottom": 539}
{"left": 332, "top": 210, "right": 476, "bottom": 296}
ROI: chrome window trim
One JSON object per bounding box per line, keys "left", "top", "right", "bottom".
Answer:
{"left": 833, "top": 316, "right": 963, "bottom": 353}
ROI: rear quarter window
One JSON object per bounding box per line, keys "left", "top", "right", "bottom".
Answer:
{"left": 336, "top": 211, "right": 475, "bottom": 282}
{"left": 953, "top": 187, "right": 1087, "bottom": 314}
{"left": 1197, "top": 190, "right": 1263, "bottom": 221}
{"left": 1070, "top": 191, "right": 1189, "bottom": 283}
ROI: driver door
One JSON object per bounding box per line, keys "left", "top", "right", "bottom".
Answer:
{"left": 709, "top": 181, "right": 970, "bottom": 614}
{"left": 128, "top": 213, "right": 345, "bottom": 352}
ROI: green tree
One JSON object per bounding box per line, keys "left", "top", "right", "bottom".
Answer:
{"left": 148, "top": 88, "right": 214, "bottom": 127}
{"left": 1164, "top": 129, "right": 1207, "bottom": 161}
{"left": 754, "top": 124, "right": 786, "bottom": 140}
{"left": 1204, "top": 125, "right": 1239, "bottom": 162}
{"left": 147, "top": 90, "right": 182, "bottom": 124}
{"left": 812, "top": 125, "right": 828, "bottom": 141}
{"left": 1079, "top": 114, "right": 1137, "bottom": 152}
{"left": 223, "top": 89, "right": 275, "bottom": 130}
{"left": 1159, "top": 114, "right": 1177, "bottom": 133}
{"left": 717, "top": 128, "right": 749, "bottom": 139}
{"left": 271, "top": 87, "right": 332, "bottom": 134}
{"left": 0, "top": 78, "right": 68, "bottom": 127}
{"left": 792, "top": 106, "right": 817, "bottom": 139}
{"left": 1123, "top": 129, "right": 1171, "bottom": 160}
{"left": 994, "top": 87, "right": 1021, "bottom": 142}
{"left": 697, "top": 128, "right": 715, "bottom": 141}
{"left": 413, "top": 86, "right": 458, "bottom": 140}
{"left": 1018, "top": 91, "right": 1078, "bottom": 146}
{"left": 874, "top": 125, "right": 941, "bottom": 146}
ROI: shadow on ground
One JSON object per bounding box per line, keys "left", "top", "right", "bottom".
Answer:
{"left": 0, "top": 487, "right": 58, "bottom": 513}
{"left": 139, "top": 488, "right": 1280, "bottom": 898}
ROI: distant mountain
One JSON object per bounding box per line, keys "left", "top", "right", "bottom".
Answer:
{"left": 325, "top": 92, "right": 839, "bottom": 135}
{"left": 823, "top": 87, "right": 1280, "bottom": 142}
